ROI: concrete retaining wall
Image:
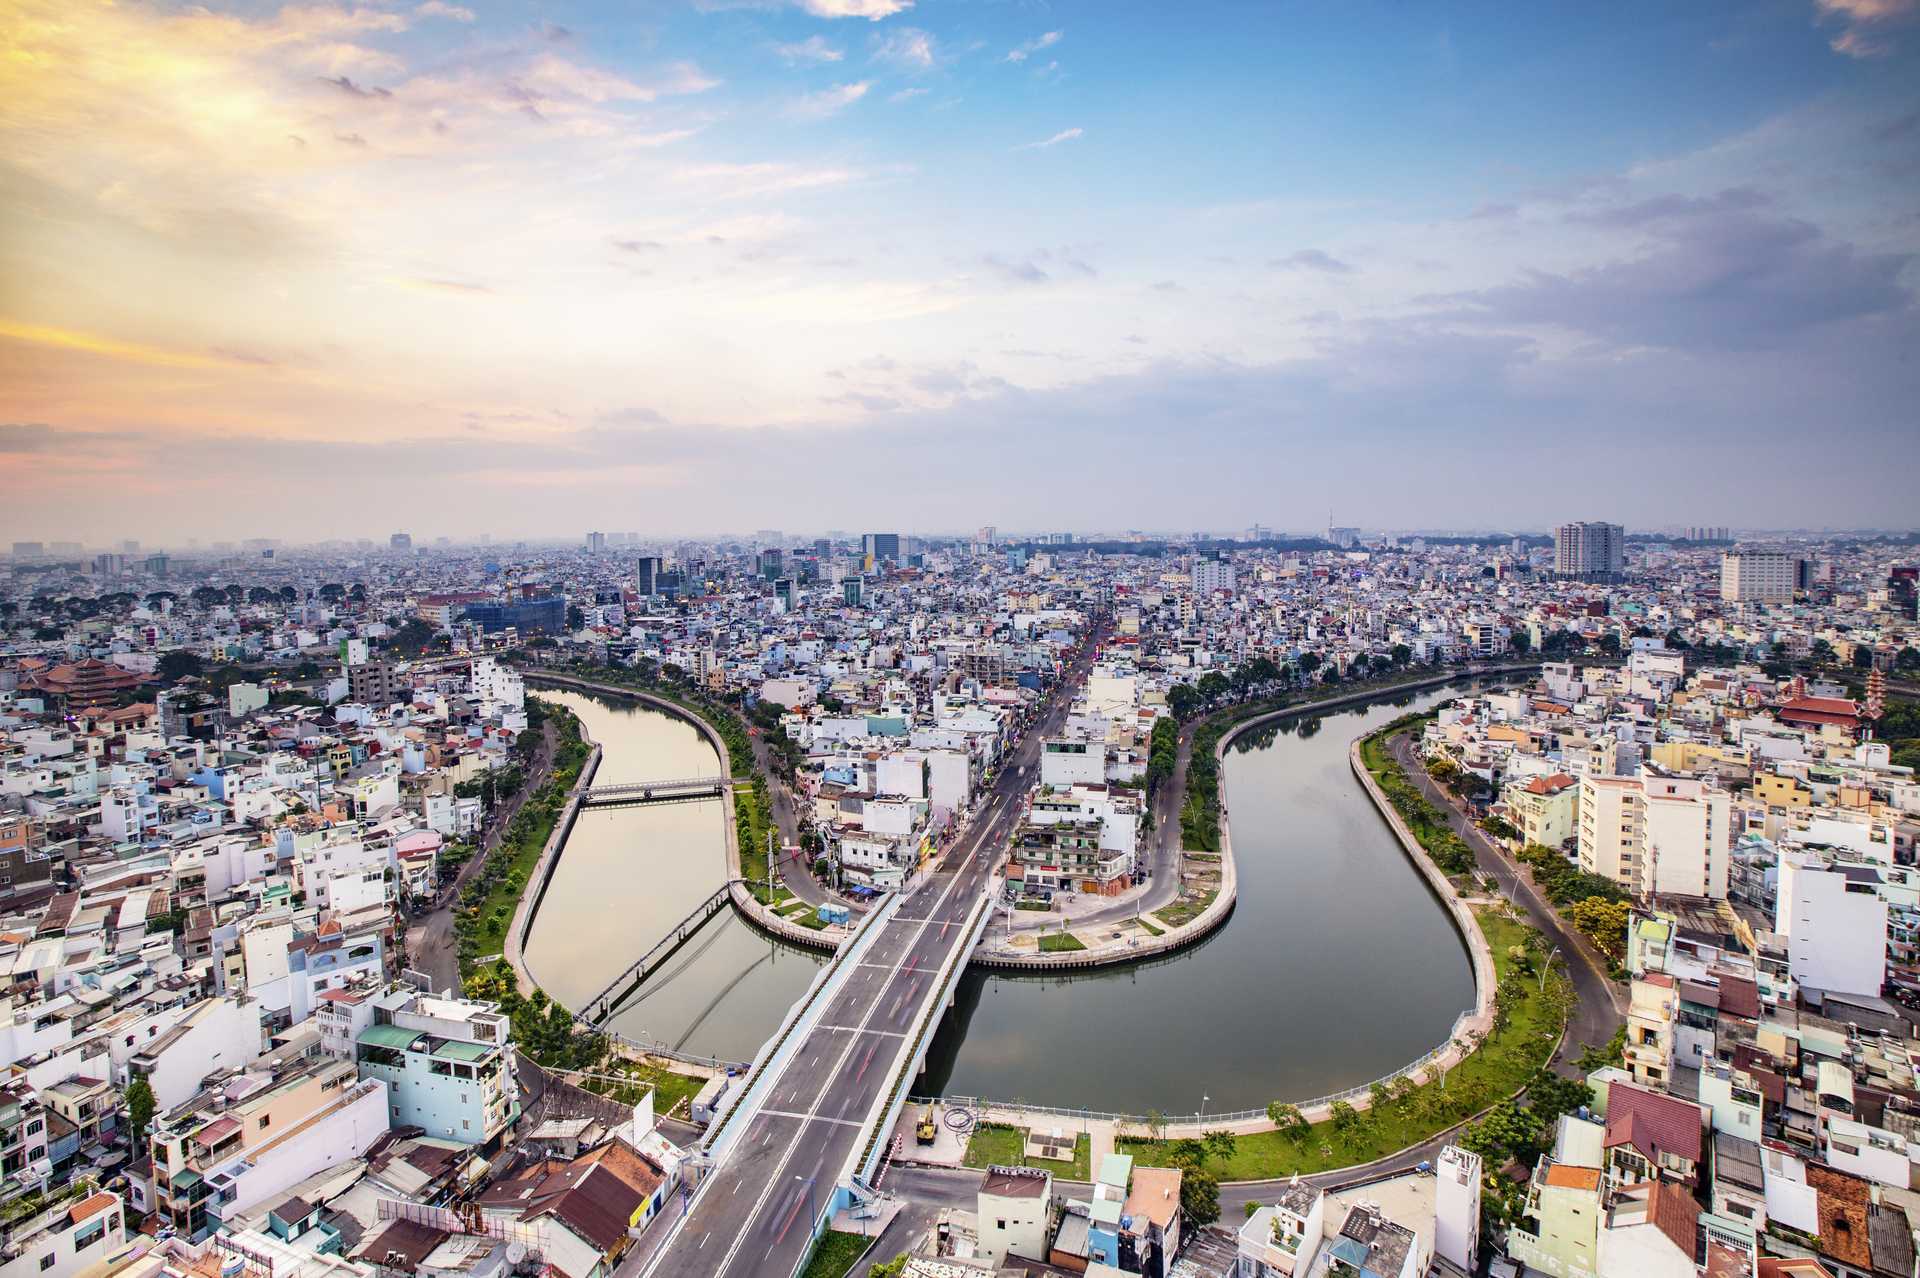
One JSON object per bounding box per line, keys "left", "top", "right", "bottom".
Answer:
{"left": 503, "top": 727, "right": 602, "bottom": 998}
{"left": 1349, "top": 738, "right": 1498, "bottom": 1037}
{"left": 525, "top": 673, "right": 844, "bottom": 952}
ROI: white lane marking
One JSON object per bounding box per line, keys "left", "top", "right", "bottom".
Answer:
{"left": 702, "top": 843, "right": 978, "bottom": 1278}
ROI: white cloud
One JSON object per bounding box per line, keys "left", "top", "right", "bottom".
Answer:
{"left": 414, "top": 1, "right": 475, "bottom": 21}
{"left": 1813, "top": 0, "right": 1916, "bottom": 57}
{"left": 775, "top": 35, "right": 844, "bottom": 64}
{"left": 1004, "top": 30, "right": 1062, "bottom": 63}
{"left": 669, "top": 161, "right": 862, "bottom": 197}
{"left": 790, "top": 80, "right": 871, "bottom": 118}
{"left": 802, "top": 0, "right": 913, "bottom": 19}
{"left": 889, "top": 87, "right": 929, "bottom": 103}
{"left": 519, "top": 55, "right": 720, "bottom": 104}
{"left": 870, "top": 27, "right": 937, "bottom": 71}
{"left": 1016, "top": 127, "right": 1083, "bottom": 150}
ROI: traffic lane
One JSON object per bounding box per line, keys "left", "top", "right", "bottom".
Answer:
{"left": 1386, "top": 735, "right": 1621, "bottom": 1065}
{"left": 726, "top": 1115, "right": 864, "bottom": 1278}
{"left": 671, "top": 1112, "right": 806, "bottom": 1268}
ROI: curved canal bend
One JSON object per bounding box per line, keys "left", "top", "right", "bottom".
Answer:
{"left": 523, "top": 689, "right": 826, "bottom": 1065}
{"left": 529, "top": 683, "right": 1483, "bottom": 1112}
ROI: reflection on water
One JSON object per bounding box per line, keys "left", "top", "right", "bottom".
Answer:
{"left": 921, "top": 682, "right": 1482, "bottom": 1114}
{"left": 525, "top": 690, "right": 825, "bottom": 1063}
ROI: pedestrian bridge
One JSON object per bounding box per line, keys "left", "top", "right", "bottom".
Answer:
{"left": 577, "top": 775, "right": 751, "bottom": 807}
{"left": 576, "top": 881, "right": 746, "bottom": 1028}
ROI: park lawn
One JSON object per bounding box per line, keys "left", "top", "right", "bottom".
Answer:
{"left": 1038, "top": 933, "right": 1086, "bottom": 953}
{"left": 1118, "top": 905, "right": 1564, "bottom": 1182}
{"left": 1135, "top": 916, "right": 1164, "bottom": 937}
{"left": 962, "top": 1123, "right": 1092, "bottom": 1181}
{"left": 799, "top": 1230, "right": 875, "bottom": 1278}
{"left": 962, "top": 1122, "right": 1024, "bottom": 1168}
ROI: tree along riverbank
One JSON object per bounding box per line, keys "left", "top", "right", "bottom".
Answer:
{"left": 1095, "top": 712, "right": 1576, "bottom": 1198}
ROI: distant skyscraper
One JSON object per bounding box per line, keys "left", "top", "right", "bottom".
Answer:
{"left": 1553, "top": 522, "right": 1624, "bottom": 579}
{"left": 863, "top": 532, "right": 901, "bottom": 563}
{"left": 586, "top": 530, "right": 606, "bottom": 554}
{"left": 635, "top": 556, "right": 663, "bottom": 596}
{"left": 389, "top": 532, "right": 413, "bottom": 553}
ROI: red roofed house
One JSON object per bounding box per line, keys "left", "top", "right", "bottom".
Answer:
{"left": 1598, "top": 1180, "right": 1700, "bottom": 1278}
{"left": 1605, "top": 1081, "right": 1706, "bottom": 1191}
{"left": 1504, "top": 771, "right": 1580, "bottom": 850}
{"left": 1778, "top": 696, "right": 1862, "bottom": 737}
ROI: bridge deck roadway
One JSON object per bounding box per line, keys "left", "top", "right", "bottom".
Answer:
{"left": 644, "top": 626, "right": 1105, "bottom": 1278}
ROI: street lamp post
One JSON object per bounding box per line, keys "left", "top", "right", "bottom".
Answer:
{"left": 795, "top": 1174, "right": 818, "bottom": 1240}
{"left": 1200, "top": 1094, "right": 1210, "bottom": 1124}
{"left": 1540, "top": 944, "right": 1560, "bottom": 992}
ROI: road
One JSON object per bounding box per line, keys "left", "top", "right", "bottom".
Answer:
{"left": 643, "top": 627, "right": 1105, "bottom": 1278}
{"left": 1387, "top": 733, "right": 1624, "bottom": 1067}
{"left": 407, "top": 721, "right": 555, "bottom": 994}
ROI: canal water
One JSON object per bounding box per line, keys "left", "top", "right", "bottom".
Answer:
{"left": 523, "top": 689, "right": 826, "bottom": 1064}
{"left": 923, "top": 683, "right": 1479, "bottom": 1114}
{"left": 529, "top": 682, "right": 1479, "bottom": 1111}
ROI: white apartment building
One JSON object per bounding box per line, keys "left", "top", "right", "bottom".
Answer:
{"left": 1554, "top": 522, "right": 1624, "bottom": 578}
{"left": 977, "top": 1166, "right": 1050, "bottom": 1269}
{"left": 1192, "top": 560, "right": 1236, "bottom": 594}
{"left": 1578, "top": 773, "right": 1730, "bottom": 899}
{"left": 1040, "top": 738, "right": 1105, "bottom": 788}
{"left": 1720, "top": 551, "right": 1798, "bottom": 603}
{"left": 1776, "top": 849, "right": 1888, "bottom": 997}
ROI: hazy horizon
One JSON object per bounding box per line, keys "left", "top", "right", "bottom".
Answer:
{"left": 3, "top": 0, "right": 1916, "bottom": 540}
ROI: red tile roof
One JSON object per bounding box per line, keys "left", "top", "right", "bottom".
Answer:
{"left": 1605, "top": 1083, "right": 1703, "bottom": 1168}
{"left": 1648, "top": 1180, "right": 1701, "bottom": 1260}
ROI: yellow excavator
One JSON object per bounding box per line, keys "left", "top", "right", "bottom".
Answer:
{"left": 916, "top": 1105, "right": 937, "bottom": 1145}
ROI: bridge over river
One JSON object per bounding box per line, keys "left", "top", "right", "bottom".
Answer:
{"left": 636, "top": 630, "right": 1104, "bottom": 1278}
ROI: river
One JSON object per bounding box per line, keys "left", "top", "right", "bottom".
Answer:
{"left": 921, "top": 683, "right": 1479, "bottom": 1114}
{"left": 523, "top": 689, "right": 826, "bottom": 1064}
{"left": 529, "top": 682, "right": 1479, "bottom": 1111}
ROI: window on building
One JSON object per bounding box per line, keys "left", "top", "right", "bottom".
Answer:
{"left": 258, "top": 1115, "right": 270, "bottom": 1129}
{"left": 39, "top": 1254, "right": 54, "bottom": 1270}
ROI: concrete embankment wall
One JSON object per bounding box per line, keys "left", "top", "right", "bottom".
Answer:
{"left": 503, "top": 728, "right": 601, "bottom": 997}
{"left": 524, "top": 674, "right": 847, "bottom": 955}
{"left": 1349, "top": 738, "right": 1498, "bottom": 1034}
{"left": 974, "top": 664, "right": 1536, "bottom": 972}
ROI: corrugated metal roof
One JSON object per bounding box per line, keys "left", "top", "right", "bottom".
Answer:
{"left": 358, "top": 1024, "right": 423, "bottom": 1050}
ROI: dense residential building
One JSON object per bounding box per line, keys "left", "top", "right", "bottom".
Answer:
{"left": 1722, "top": 551, "right": 1801, "bottom": 604}
{"left": 1555, "top": 521, "right": 1625, "bottom": 579}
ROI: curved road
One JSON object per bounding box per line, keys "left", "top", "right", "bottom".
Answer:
{"left": 1386, "top": 732, "right": 1624, "bottom": 1070}
{"left": 408, "top": 720, "right": 556, "bottom": 995}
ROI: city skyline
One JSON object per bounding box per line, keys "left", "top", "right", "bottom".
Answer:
{"left": 3, "top": 0, "right": 1918, "bottom": 539}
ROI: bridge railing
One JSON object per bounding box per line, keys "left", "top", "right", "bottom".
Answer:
{"left": 579, "top": 882, "right": 737, "bottom": 1024}
{"left": 585, "top": 774, "right": 733, "bottom": 793}
{"left": 853, "top": 891, "right": 994, "bottom": 1184}
{"left": 701, "top": 891, "right": 903, "bottom": 1159}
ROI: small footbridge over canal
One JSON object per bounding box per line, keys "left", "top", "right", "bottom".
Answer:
{"left": 578, "top": 880, "right": 747, "bottom": 1027}
{"left": 577, "top": 774, "right": 752, "bottom": 809}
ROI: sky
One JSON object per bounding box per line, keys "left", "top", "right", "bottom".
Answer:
{"left": 1, "top": 0, "right": 1917, "bottom": 544}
